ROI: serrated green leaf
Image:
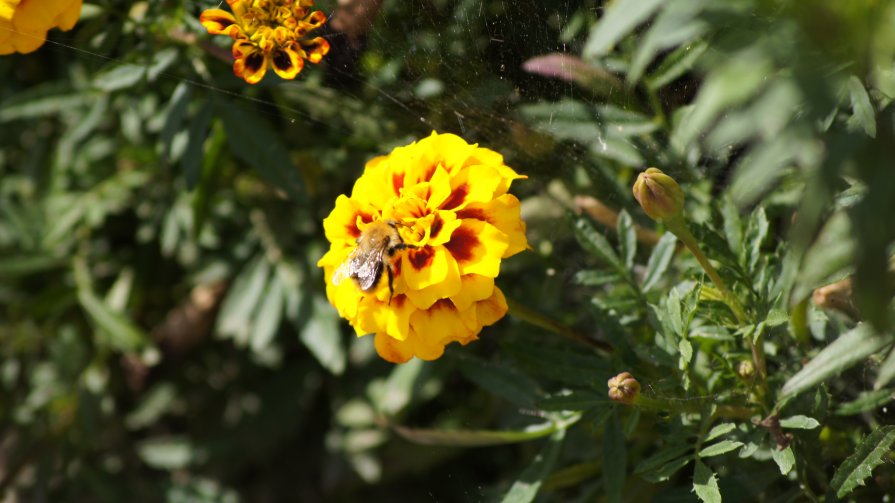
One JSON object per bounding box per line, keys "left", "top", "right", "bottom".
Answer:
{"left": 847, "top": 75, "right": 876, "bottom": 138}
{"left": 501, "top": 429, "right": 566, "bottom": 503}
{"left": 603, "top": 411, "right": 626, "bottom": 503}
{"left": 779, "top": 415, "right": 820, "bottom": 430}
{"left": 73, "top": 256, "right": 148, "bottom": 352}
{"left": 693, "top": 460, "right": 721, "bottom": 503}
{"left": 830, "top": 425, "right": 895, "bottom": 498}
{"left": 642, "top": 232, "right": 677, "bottom": 291}
{"left": 583, "top": 0, "right": 664, "bottom": 59}
{"left": 698, "top": 440, "right": 743, "bottom": 458}
{"left": 299, "top": 297, "right": 345, "bottom": 375}
{"left": 642, "top": 456, "right": 692, "bottom": 483}
{"left": 217, "top": 256, "right": 271, "bottom": 343}
{"left": 771, "top": 446, "right": 795, "bottom": 475}
{"left": 835, "top": 389, "right": 894, "bottom": 416}
{"left": 780, "top": 325, "right": 892, "bottom": 400}
{"left": 617, "top": 210, "right": 636, "bottom": 270}
{"left": 572, "top": 214, "right": 623, "bottom": 271}
{"left": 720, "top": 196, "right": 743, "bottom": 253}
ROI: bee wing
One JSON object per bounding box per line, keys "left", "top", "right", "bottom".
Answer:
{"left": 351, "top": 250, "right": 384, "bottom": 291}
{"left": 331, "top": 260, "right": 351, "bottom": 286}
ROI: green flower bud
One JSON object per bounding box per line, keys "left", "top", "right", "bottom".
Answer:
{"left": 736, "top": 360, "right": 755, "bottom": 379}
{"left": 607, "top": 371, "right": 641, "bottom": 405}
{"left": 632, "top": 167, "right": 684, "bottom": 222}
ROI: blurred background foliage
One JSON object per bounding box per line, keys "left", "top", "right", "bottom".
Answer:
{"left": 1, "top": 0, "right": 895, "bottom": 501}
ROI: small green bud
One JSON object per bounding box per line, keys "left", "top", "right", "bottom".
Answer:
{"left": 632, "top": 167, "right": 684, "bottom": 222}
{"left": 607, "top": 371, "right": 641, "bottom": 405}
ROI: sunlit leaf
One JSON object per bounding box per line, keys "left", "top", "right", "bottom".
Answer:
{"left": 830, "top": 425, "right": 895, "bottom": 498}
{"left": 692, "top": 460, "right": 721, "bottom": 503}
{"left": 500, "top": 429, "right": 566, "bottom": 503}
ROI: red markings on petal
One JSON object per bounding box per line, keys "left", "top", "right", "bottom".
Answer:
{"left": 430, "top": 214, "right": 444, "bottom": 238}
{"left": 392, "top": 172, "right": 404, "bottom": 195}
{"left": 440, "top": 184, "right": 469, "bottom": 210}
{"left": 444, "top": 226, "right": 478, "bottom": 262}
{"left": 455, "top": 207, "right": 491, "bottom": 223}
{"left": 345, "top": 212, "right": 372, "bottom": 238}
{"left": 408, "top": 247, "right": 434, "bottom": 270}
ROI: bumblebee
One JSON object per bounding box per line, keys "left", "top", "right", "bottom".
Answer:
{"left": 332, "top": 219, "right": 411, "bottom": 301}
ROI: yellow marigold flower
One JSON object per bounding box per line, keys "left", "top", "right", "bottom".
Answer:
{"left": 317, "top": 132, "right": 528, "bottom": 363}
{"left": 199, "top": 0, "right": 329, "bottom": 84}
{"left": 0, "top": 0, "right": 82, "bottom": 55}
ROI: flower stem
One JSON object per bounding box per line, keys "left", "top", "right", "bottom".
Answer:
{"left": 506, "top": 298, "right": 613, "bottom": 354}
{"left": 664, "top": 217, "right": 768, "bottom": 399}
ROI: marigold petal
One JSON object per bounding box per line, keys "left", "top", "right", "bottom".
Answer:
{"left": 401, "top": 245, "right": 451, "bottom": 291}
{"left": 301, "top": 36, "right": 329, "bottom": 64}
{"left": 476, "top": 286, "right": 508, "bottom": 328}
{"left": 403, "top": 249, "right": 461, "bottom": 310}
{"left": 200, "top": 8, "right": 236, "bottom": 35}
{"left": 456, "top": 194, "right": 528, "bottom": 258}
{"left": 0, "top": 0, "right": 19, "bottom": 23}
{"left": 52, "top": 0, "right": 82, "bottom": 31}
{"left": 436, "top": 165, "right": 503, "bottom": 211}
{"left": 444, "top": 219, "right": 509, "bottom": 277}
{"left": 409, "top": 299, "right": 475, "bottom": 350}
{"left": 450, "top": 274, "right": 495, "bottom": 312}
{"left": 233, "top": 50, "right": 267, "bottom": 83}
{"left": 271, "top": 46, "right": 304, "bottom": 80}
{"left": 355, "top": 294, "right": 414, "bottom": 341}
{"left": 374, "top": 333, "right": 415, "bottom": 363}
{"left": 322, "top": 195, "right": 379, "bottom": 245}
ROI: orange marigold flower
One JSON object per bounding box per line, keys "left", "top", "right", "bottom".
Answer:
{"left": 317, "top": 132, "right": 528, "bottom": 363}
{"left": 0, "top": 0, "right": 82, "bottom": 55}
{"left": 199, "top": 0, "right": 329, "bottom": 84}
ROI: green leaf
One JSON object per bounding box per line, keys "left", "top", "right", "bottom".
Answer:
{"left": 830, "top": 425, "right": 895, "bottom": 498}
{"left": 791, "top": 211, "right": 855, "bottom": 302}
{"left": 136, "top": 437, "right": 194, "bottom": 470}
{"left": 182, "top": 100, "right": 214, "bottom": 190}
{"left": 216, "top": 102, "right": 304, "bottom": 199}
{"left": 393, "top": 419, "right": 568, "bottom": 448}
{"left": 572, "top": 214, "right": 623, "bottom": 272}
{"left": 835, "top": 389, "right": 894, "bottom": 416}
{"left": 642, "top": 456, "right": 691, "bottom": 483}
{"left": 875, "top": 346, "right": 895, "bottom": 390}
{"left": 0, "top": 253, "right": 64, "bottom": 277}
{"left": 628, "top": 0, "right": 707, "bottom": 83}
{"left": 217, "top": 256, "right": 271, "bottom": 343}
{"left": 705, "top": 423, "right": 737, "bottom": 442}
{"left": 93, "top": 63, "right": 145, "bottom": 92}
{"left": 698, "top": 440, "right": 743, "bottom": 458}
{"left": 299, "top": 297, "right": 346, "bottom": 375}
{"left": 617, "top": 210, "right": 637, "bottom": 270}
{"left": 673, "top": 50, "right": 771, "bottom": 150}
{"left": 500, "top": 429, "right": 566, "bottom": 503}
{"left": 646, "top": 40, "right": 708, "bottom": 91}
{"left": 603, "top": 411, "right": 626, "bottom": 503}
{"left": 634, "top": 444, "right": 692, "bottom": 475}
{"left": 780, "top": 325, "right": 892, "bottom": 400}
{"left": 537, "top": 390, "right": 610, "bottom": 412}
{"left": 371, "top": 359, "right": 424, "bottom": 417}
{"left": 457, "top": 355, "right": 540, "bottom": 407}
{"left": 250, "top": 273, "right": 285, "bottom": 353}
{"left": 720, "top": 196, "right": 743, "bottom": 253}
{"left": 642, "top": 232, "right": 677, "bottom": 291}
{"left": 778, "top": 415, "right": 820, "bottom": 430}
{"left": 847, "top": 75, "right": 876, "bottom": 138}
{"left": 771, "top": 446, "right": 795, "bottom": 475}
{"left": 745, "top": 206, "right": 769, "bottom": 272}
{"left": 73, "top": 257, "right": 148, "bottom": 352}
{"left": 160, "top": 82, "right": 192, "bottom": 163}
{"left": 582, "top": 0, "right": 664, "bottom": 59}
{"left": 692, "top": 460, "right": 721, "bottom": 503}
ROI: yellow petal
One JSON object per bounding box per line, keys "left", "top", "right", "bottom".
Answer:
{"left": 200, "top": 8, "right": 237, "bottom": 35}
{"left": 402, "top": 248, "right": 461, "bottom": 310}
{"left": 450, "top": 274, "right": 495, "bottom": 312}
{"left": 476, "top": 286, "right": 508, "bottom": 328}
{"left": 0, "top": 0, "right": 21, "bottom": 23}
{"left": 444, "top": 219, "right": 509, "bottom": 277}
{"left": 400, "top": 245, "right": 452, "bottom": 291}
{"left": 456, "top": 194, "right": 528, "bottom": 258}
{"left": 435, "top": 165, "right": 503, "bottom": 211}
{"left": 271, "top": 45, "right": 304, "bottom": 80}
{"left": 55, "top": 0, "right": 81, "bottom": 31}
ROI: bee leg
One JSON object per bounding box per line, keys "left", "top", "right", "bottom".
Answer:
{"left": 387, "top": 265, "right": 395, "bottom": 305}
